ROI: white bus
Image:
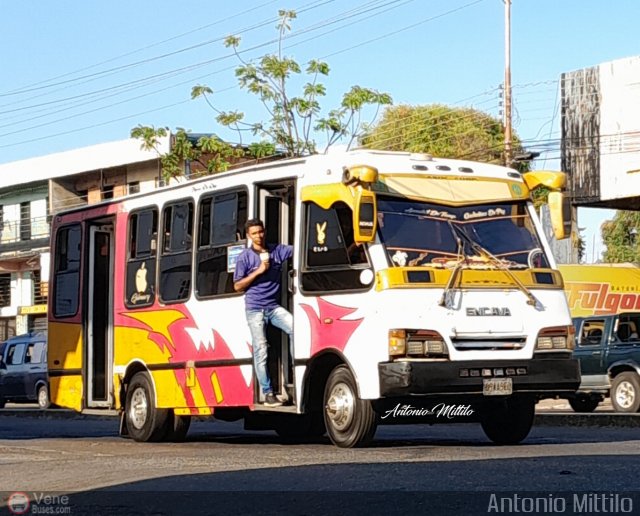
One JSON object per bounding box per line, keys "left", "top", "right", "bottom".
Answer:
{"left": 48, "top": 150, "right": 579, "bottom": 448}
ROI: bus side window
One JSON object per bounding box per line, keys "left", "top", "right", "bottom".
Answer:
{"left": 125, "top": 208, "right": 158, "bottom": 308}
{"left": 300, "top": 201, "right": 372, "bottom": 294}
{"left": 196, "top": 190, "right": 248, "bottom": 298}
{"left": 159, "top": 200, "right": 194, "bottom": 303}
{"left": 53, "top": 224, "right": 82, "bottom": 317}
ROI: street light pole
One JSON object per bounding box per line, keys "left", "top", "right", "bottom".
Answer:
{"left": 504, "top": 0, "right": 513, "bottom": 166}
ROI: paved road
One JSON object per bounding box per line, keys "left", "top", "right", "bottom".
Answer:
{"left": 0, "top": 414, "right": 639, "bottom": 515}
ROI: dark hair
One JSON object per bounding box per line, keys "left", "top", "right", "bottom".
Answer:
{"left": 245, "top": 218, "right": 264, "bottom": 232}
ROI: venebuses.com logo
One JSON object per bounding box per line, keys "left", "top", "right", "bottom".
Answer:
{"left": 6, "top": 492, "right": 71, "bottom": 514}
{"left": 7, "top": 492, "right": 30, "bottom": 515}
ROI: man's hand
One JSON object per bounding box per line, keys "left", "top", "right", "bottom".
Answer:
{"left": 256, "top": 259, "right": 269, "bottom": 275}
{"left": 234, "top": 260, "right": 269, "bottom": 292}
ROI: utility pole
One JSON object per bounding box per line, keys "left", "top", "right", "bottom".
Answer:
{"left": 503, "top": 0, "right": 513, "bottom": 167}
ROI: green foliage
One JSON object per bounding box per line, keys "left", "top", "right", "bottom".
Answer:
{"left": 602, "top": 211, "right": 640, "bottom": 263}
{"left": 361, "top": 104, "right": 526, "bottom": 167}
{"left": 133, "top": 9, "right": 391, "bottom": 177}
{"left": 531, "top": 186, "right": 550, "bottom": 209}
{"left": 130, "top": 125, "right": 243, "bottom": 181}
{"left": 130, "top": 125, "right": 169, "bottom": 151}
{"left": 197, "top": 9, "right": 391, "bottom": 157}
{"left": 576, "top": 229, "right": 586, "bottom": 263}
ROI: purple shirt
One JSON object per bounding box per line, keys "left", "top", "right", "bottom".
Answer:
{"left": 234, "top": 244, "right": 293, "bottom": 310}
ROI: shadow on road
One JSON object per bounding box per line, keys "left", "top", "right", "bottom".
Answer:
{"left": 2, "top": 456, "right": 639, "bottom": 516}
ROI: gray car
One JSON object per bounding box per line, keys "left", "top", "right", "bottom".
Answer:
{"left": 0, "top": 332, "right": 48, "bottom": 409}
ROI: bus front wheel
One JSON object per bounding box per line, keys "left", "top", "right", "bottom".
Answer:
{"left": 480, "top": 397, "right": 535, "bottom": 445}
{"left": 323, "top": 365, "right": 377, "bottom": 448}
{"left": 125, "top": 372, "right": 169, "bottom": 442}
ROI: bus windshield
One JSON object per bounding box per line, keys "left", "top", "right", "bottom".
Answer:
{"left": 377, "top": 197, "right": 549, "bottom": 269}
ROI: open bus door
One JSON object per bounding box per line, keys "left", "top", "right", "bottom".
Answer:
{"left": 256, "top": 180, "right": 296, "bottom": 405}
{"left": 86, "top": 223, "right": 114, "bottom": 408}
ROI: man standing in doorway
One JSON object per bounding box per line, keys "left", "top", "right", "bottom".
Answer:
{"left": 234, "top": 219, "right": 293, "bottom": 407}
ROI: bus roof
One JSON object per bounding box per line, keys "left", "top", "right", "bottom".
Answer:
{"left": 52, "top": 149, "right": 526, "bottom": 218}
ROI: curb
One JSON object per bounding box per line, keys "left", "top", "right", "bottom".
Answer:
{"left": 0, "top": 409, "right": 117, "bottom": 421}
{"left": 535, "top": 412, "right": 640, "bottom": 428}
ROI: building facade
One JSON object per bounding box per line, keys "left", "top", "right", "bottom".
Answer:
{"left": 0, "top": 136, "right": 171, "bottom": 339}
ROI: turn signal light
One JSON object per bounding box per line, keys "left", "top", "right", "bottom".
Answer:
{"left": 389, "top": 329, "right": 406, "bottom": 356}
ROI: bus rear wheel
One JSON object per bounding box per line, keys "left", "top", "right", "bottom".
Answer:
{"left": 480, "top": 397, "right": 535, "bottom": 445}
{"left": 125, "top": 372, "right": 169, "bottom": 442}
{"left": 323, "top": 365, "right": 377, "bottom": 448}
{"left": 163, "top": 412, "right": 191, "bottom": 442}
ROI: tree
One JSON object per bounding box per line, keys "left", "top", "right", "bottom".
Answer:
{"left": 601, "top": 211, "right": 640, "bottom": 263}
{"left": 361, "top": 104, "right": 527, "bottom": 169}
{"left": 133, "top": 10, "right": 391, "bottom": 179}
{"left": 130, "top": 125, "right": 250, "bottom": 181}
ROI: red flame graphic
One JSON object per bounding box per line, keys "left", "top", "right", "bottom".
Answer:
{"left": 300, "top": 298, "right": 363, "bottom": 356}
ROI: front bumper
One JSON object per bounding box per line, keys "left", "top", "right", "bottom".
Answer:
{"left": 379, "top": 357, "right": 580, "bottom": 398}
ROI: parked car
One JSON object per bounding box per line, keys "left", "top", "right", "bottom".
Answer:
{"left": 0, "top": 332, "right": 49, "bottom": 409}
{"left": 568, "top": 313, "right": 640, "bottom": 413}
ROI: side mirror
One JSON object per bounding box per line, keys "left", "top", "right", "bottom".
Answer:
{"left": 353, "top": 189, "right": 377, "bottom": 243}
{"left": 548, "top": 191, "right": 572, "bottom": 240}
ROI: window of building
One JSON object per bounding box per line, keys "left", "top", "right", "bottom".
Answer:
{"left": 300, "top": 201, "right": 371, "bottom": 293}
{"left": 20, "top": 201, "right": 31, "bottom": 241}
{"left": 159, "top": 200, "right": 193, "bottom": 303}
{"left": 0, "top": 318, "right": 15, "bottom": 342}
{"left": 102, "top": 185, "right": 114, "bottom": 200}
{"left": 125, "top": 208, "right": 158, "bottom": 308}
{"left": 196, "top": 190, "right": 247, "bottom": 298}
{"left": 128, "top": 182, "right": 140, "bottom": 195}
{"left": 32, "top": 269, "right": 47, "bottom": 305}
{"left": 0, "top": 274, "right": 10, "bottom": 307}
{"left": 31, "top": 198, "right": 48, "bottom": 239}
{"left": 53, "top": 225, "right": 81, "bottom": 317}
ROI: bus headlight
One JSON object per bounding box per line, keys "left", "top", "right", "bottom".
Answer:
{"left": 535, "top": 325, "right": 575, "bottom": 351}
{"left": 390, "top": 329, "right": 448, "bottom": 358}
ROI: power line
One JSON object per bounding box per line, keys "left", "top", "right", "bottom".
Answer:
{"left": 0, "top": 0, "right": 478, "bottom": 146}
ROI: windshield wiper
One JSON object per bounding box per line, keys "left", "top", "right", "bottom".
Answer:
{"left": 438, "top": 228, "right": 466, "bottom": 307}
{"left": 445, "top": 221, "right": 540, "bottom": 307}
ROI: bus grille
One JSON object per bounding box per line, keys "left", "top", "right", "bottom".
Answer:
{"left": 451, "top": 338, "right": 526, "bottom": 351}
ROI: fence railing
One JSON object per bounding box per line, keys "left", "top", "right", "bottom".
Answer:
{"left": 0, "top": 216, "right": 49, "bottom": 244}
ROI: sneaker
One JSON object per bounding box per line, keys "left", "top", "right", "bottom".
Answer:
{"left": 264, "top": 393, "right": 282, "bottom": 407}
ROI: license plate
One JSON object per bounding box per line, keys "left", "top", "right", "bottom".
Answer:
{"left": 483, "top": 378, "right": 512, "bottom": 396}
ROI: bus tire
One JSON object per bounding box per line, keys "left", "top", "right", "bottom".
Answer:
{"left": 163, "top": 413, "right": 191, "bottom": 442}
{"left": 125, "top": 372, "right": 169, "bottom": 442}
{"left": 568, "top": 394, "right": 600, "bottom": 413}
{"left": 323, "top": 365, "right": 377, "bottom": 448}
{"left": 275, "top": 412, "right": 326, "bottom": 442}
{"left": 611, "top": 372, "right": 640, "bottom": 413}
{"left": 480, "top": 397, "right": 534, "bottom": 445}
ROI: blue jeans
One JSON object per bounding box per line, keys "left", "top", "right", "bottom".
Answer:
{"left": 246, "top": 306, "right": 293, "bottom": 395}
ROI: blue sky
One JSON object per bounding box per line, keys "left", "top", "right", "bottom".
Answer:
{"left": 2, "top": 0, "right": 639, "bottom": 260}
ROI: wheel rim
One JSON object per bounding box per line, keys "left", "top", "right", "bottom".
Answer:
{"left": 129, "top": 387, "right": 148, "bottom": 430}
{"left": 38, "top": 388, "right": 47, "bottom": 408}
{"left": 325, "top": 381, "right": 355, "bottom": 431}
{"left": 615, "top": 381, "right": 636, "bottom": 409}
